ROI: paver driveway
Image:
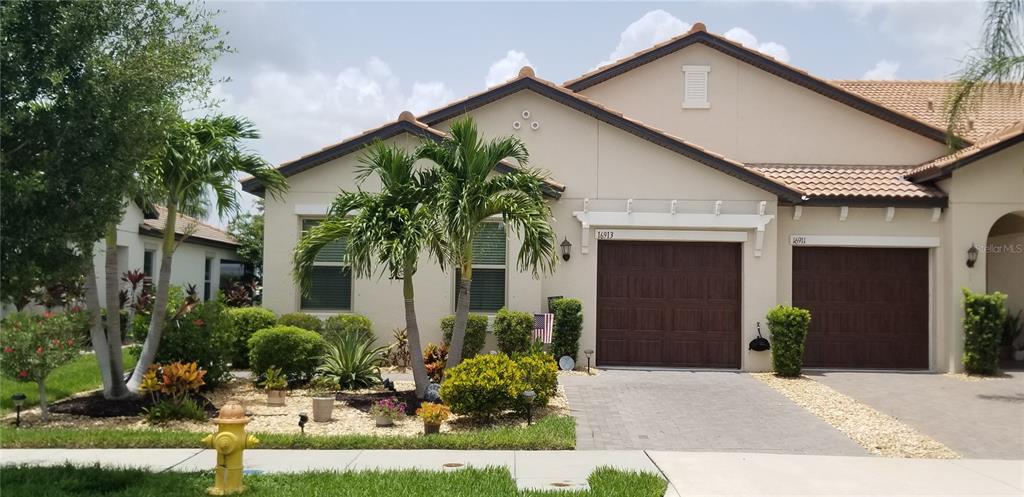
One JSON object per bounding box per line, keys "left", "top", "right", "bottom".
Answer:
{"left": 561, "top": 369, "right": 864, "bottom": 454}
{"left": 809, "top": 371, "right": 1024, "bottom": 459}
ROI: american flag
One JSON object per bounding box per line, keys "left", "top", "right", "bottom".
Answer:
{"left": 533, "top": 313, "right": 554, "bottom": 344}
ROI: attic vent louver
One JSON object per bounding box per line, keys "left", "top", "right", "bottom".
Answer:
{"left": 682, "top": 65, "right": 711, "bottom": 109}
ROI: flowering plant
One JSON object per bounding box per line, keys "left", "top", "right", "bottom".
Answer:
{"left": 369, "top": 396, "right": 406, "bottom": 420}
{"left": 0, "top": 310, "right": 86, "bottom": 421}
{"left": 415, "top": 402, "right": 451, "bottom": 424}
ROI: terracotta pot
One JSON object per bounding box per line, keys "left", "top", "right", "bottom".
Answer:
{"left": 423, "top": 421, "right": 441, "bottom": 435}
{"left": 375, "top": 415, "right": 394, "bottom": 427}
{"left": 266, "top": 389, "right": 286, "bottom": 406}
{"left": 312, "top": 396, "right": 334, "bottom": 422}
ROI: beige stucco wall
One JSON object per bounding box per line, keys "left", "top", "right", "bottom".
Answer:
{"left": 988, "top": 232, "right": 1024, "bottom": 316}
{"left": 578, "top": 44, "right": 948, "bottom": 165}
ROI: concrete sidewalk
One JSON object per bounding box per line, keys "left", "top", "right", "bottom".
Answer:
{"left": 2, "top": 448, "right": 1022, "bottom": 496}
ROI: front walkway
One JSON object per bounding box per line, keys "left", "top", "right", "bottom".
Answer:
{"left": 809, "top": 370, "right": 1024, "bottom": 459}
{"left": 3, "top": 448, "right": 1021, "bottom": 496}
{"left": 560, "top": 369, "right": 864, "bottom": 454}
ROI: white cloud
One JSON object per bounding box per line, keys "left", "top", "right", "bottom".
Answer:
{"left": 600, "top": 10, "right": 690, "bottom": 67}
{"left": 863, "top": 60, "right": 900, "bottom": 80}
{"left": 485, "top": 50, "right": 532, "bottom": 87}
{"left": 723, "top": 27, "right": 791, "bottom": 63}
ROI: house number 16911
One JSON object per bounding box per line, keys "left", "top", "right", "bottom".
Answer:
{"left": 596, "top": 231, "right": 615, "bottom": 240}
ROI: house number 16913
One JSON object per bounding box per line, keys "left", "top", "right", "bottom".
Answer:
{"left": 596, "top": 231, "right": 615, "bottom": 240}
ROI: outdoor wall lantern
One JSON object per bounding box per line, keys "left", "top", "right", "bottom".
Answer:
{"left": 560, "top": 237, "right": 572, "bottom": 261}
{"left": 521, "top": 390, "right": 536, "bottom": 425}
{"left": 11, "top": 393, "right": 26, "bottom": 427}
{"left": 966, "top": 243, "right": 979, "bottom": 268}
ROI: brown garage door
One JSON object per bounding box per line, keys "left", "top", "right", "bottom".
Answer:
{"left": 597, "top": 241, "right": 741, "bottom": 368}
{"left": 793, "top": 247, "right": 929, "bottom": 369}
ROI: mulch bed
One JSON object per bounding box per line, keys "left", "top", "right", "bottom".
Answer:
{"left": 337, "top": 389, "right": 422, "bottom": 416}
{"left": 48, "top": 391, "right": 217, "bottom": 418}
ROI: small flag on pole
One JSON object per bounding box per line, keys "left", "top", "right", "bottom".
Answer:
{"left": 533, "top": 313, "right": 554, "bottom": 344}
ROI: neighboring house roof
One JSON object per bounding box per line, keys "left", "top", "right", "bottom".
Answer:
{"left": 562, "top": 23, "right": 952, "bottom": 144}
{"left": 748, "top": 164, "right": 947, "bottom": 207}
{"left": 417, "top": 67, "right": 805, "bottom": 203}
{"left": 833, "top": 80, "right": 1024, "bottom": 142}
{"left": 906, "top": 121, "right": 1024, "bottom": 183}
{"left": 240, "top": 112, "right": 565, "bottom": 199}
{"left": 139, "top": 206, "right": 239, "bottom": 249}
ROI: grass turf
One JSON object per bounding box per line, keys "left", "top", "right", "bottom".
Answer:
{"left": 0, "top": 349, "right": 137, "bottom": 414}
{"left": 0, "top": 464, "right": 667, "bottom": 497}
{"left": 0, "top": 415, "right": 575, "bottom": 450}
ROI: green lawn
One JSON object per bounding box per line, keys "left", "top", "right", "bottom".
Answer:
{"left": 0, "top": 464, "right": 665, "bottom": 497}
{"left": 0, "top": 415, "right": 576, "bottom": 450}
{"left": 0, "top": 349, "right": 137, "bottom": 414}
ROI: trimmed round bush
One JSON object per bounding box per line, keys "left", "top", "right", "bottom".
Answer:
{"left": 227, "top": 307, "right": 277, "bottom": 368}
{"left": 962, "top": 289, "right": 1007, "bottom": 375}
{"left": 323, "top": 314, "right": 373, "bottom": 343}
{"left": 440, "top": 353, "right": 525, "bottom": 418}
{"left": 441, "top": 314, "right": 488, "bottom": 360}
{"left": 767, "top": 305, "right": 811, "bottom": 377}
{"left": 494, "top": 308, "right": 534, "bottom": 356}
{"left": 248, "top": 325, "right": 326, "bottom": 382}
{"left": 550, "top": 298, "right": 582, "bottom": 362}
{"left": 278, "top": 312, "right": 322, "bottom": 332}
{"left": 515, "top": 352, "right": 558, "bottom": 407}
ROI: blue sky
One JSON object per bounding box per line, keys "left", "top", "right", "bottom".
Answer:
{"left": 209, "top": 1, "right": 989, "bottom": 224}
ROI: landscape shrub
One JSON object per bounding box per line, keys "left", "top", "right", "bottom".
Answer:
{"left": 278, "top": 312, "right": 322, "bottom": 332}
{"left": 248, "top": 325, "right": 326, "bottom": 382}
{"left": 0, "top": 310, "right": 86, "bottom": 420}
{"left": 423, "top": 342, "right": 448, "bottom": 382}
{"left": 322, "top": 314, "right": 373, "bottom": 343}
{"left": 514, "top": 352, "right": 558, "bottom": 407}
{"left": 226, "top": 307, "right": 277, "bottom": 368}
{"left": 550, "top": 298, "right": 582, "bottom": 361}
{"left": 441, "top": 314, "right": 488, "bottom": 360}
{"left": 493, "top": 308, "right": 534, "bottom": 356}
{"left": 963, "top": 289, "right": 1007, "bottom": 375}
{"left": 132, "top": 292, "right": 234, "bottom": 385}
{"left": 766, "top": 305, "right": 811, "bottom": 377}
{"left": 138, "top": 361, "right": 207, "bottom": 423}
{"left": 439, "top": 353, "right": 525, "bottom": 418}
{"left": 316, "top": 332, "right": 385, "bottom": 390}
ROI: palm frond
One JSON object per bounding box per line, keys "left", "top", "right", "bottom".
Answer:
{"left": 292, "top": 216, "right": 354, "bottom": 295}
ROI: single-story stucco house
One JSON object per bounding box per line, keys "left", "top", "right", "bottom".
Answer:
{"left": 243, "top": 24, "right": 1023, "bottom": 372}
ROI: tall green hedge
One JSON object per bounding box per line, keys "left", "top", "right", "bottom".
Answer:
{"left": 441, "top": 314, "right": 488, "bottom": 360}
{"left": 550, "top": 298, "right": 582, "bottom": 362}
{"left": 963, "top": 289, "right": 1007, "bottom": 375}
{"left": 493, "top": 308, "right": 534, "bottom": 356}
{"left": 226, "top": 307, "right": 277, "bottom": 368}
{"left": 766, "top": 305, "right": 811, "bottom": 377}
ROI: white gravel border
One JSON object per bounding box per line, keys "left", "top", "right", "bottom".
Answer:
{"left": 752, "top": 372, "right": 959, "bottom": 459}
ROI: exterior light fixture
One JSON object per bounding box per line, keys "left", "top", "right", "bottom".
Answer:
{"left": 966, "top": 244, "right": 979, "bottom": 268}
{"left": 298, "top": 412, "right": 309, "bottom": 435}
{"left": 583, "top": 349, "right": 594, "bottom": 375}
{"left": 11, "top": 393, "right": 26, "bottom": 427}
{"left": 521, "top": 390, "right": 537, "bottom": 425}
{"left": 560, "top": 237, "right": 572, "bottom": 261}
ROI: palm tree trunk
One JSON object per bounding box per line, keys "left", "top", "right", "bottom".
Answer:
{"left": 403, "top": 263, "right": 429, "bottom": 398}
{"left": 103, "top": 224, "right": 129, "bottom": 399}
{"left": 446, "top": 264, "right": 472, "bottom": 369}
{"left": 127, "top": 202, "right": 177, "bottom": 392}
{"left": 82, "top": 244, "right": 116, "bottom": 399}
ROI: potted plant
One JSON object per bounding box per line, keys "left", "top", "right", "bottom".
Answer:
{"left": 369, "top": 396, "right": 406, "bottom": 427}
{"left": 261, "top": 367, "right": 288, "bottom": 406}
{"left": 415, "top": 402, "right": 450, "bottom": 435}
{"left": 308, "top": 376, "right": 338, "bottom": 422}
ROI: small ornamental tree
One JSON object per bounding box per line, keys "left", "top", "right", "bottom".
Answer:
{"left": 551, "top": 298, "right": 583, "bottom": 362}
{"left": 0, "top": 311, "right": 86, "bottom": 421}
{"left": 962, "top": 289, "right": 1007, "bottom": 375}
{"left": 766, "top": 305, "right": 811, "bottom": 377}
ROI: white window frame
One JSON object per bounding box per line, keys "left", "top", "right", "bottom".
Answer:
{"left": 203, "top": 255, "right": 214, "bottom": 301}
{"left": 299, "top": 217, "right": 353, "bottom": 312}
{"left": 682, "top": 65, "right": 711, "bottom": 109}
{"left": 452, "top": 221, "right": 508, "bottom": 314}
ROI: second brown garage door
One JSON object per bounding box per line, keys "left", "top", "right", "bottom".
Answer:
{"left": 597, "top": 241, "right": 741, "bottom": 368}
{"left": 793, "top": 247, "right": 929, "bottom": 369}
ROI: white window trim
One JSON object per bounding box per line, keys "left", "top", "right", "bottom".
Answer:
{"left": 682, "top": 65, "right": 711, "bottom": 109}
{"left": 299, "top": 216, "right": 353, "bottom": 312}
{"left": 452, "top": 222, "right": 508, "bottom": 314}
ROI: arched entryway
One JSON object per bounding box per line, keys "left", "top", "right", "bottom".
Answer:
{"left": 986, "top": 211, "right": 1024, "bottom": 365}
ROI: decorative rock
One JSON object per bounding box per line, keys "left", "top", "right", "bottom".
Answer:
{"left": 558, "top": 356, "right": 575, "bottom": 371}
{"left": 424, "top": 382, "right": 442, "bottom": 403}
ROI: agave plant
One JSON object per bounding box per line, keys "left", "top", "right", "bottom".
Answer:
{"left": 317, "top": 332, "right": 386, "bottom": 390}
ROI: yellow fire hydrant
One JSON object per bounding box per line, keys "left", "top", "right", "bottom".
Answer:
{"left": 201, "top": 400, "right": 260, "bottom": 495}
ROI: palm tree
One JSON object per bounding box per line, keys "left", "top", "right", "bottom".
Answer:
{"left": 126, "top": 116, "right": 287, "bottom": 393}
{"left": 293, "top": 142, "right": 439, "bottom": 398}
{"left": 417, "top": 117, "right": 557, "bottom": 369}
{"left": 946, "top": 0, "right": 1023, "bottom": 144}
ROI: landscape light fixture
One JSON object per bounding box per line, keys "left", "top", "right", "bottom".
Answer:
{"left": 11, "top": 393, "right": 26, "bottom": 427}
{"left": 298, "top": 413, "right": 309, "bottom": 435}
{"left": 521, "top": 390, "right": 536, "bottom": 425}
{"left": 966, "top": 244, "right": 979, "bottom": 268}
{"left": 560, "top": 238, "right": 572, "bottom": 261}
{"left": 583, "top": 349, "right": 594, "bottom": 374}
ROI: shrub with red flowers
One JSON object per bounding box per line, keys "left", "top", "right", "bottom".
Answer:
{"left": 0, "top": 311, "right": 86, "bottom": 421}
